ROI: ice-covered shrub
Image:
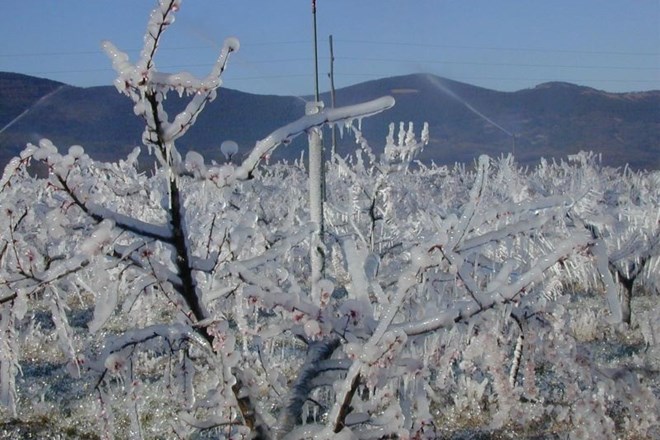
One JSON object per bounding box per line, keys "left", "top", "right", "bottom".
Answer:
{"left": 1, "top": 1, "right": 659, "bottom": 439}
{"left": 528, "top": 153, "right": 660, "bottom": 324}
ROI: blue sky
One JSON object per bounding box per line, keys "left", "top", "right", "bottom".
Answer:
{"left": 1, "top": 1, "right": 658, "bottom": 96}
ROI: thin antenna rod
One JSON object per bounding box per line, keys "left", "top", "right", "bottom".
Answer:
{"left": 312, "top": 0, "right": 320, "bottom": 101}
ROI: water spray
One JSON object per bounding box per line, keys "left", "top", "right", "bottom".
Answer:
{"left": 0, "top": 85, "right": 65, "bottom": 136}
{"left": 425, "top": 75, "right": 517, "bottom": 152}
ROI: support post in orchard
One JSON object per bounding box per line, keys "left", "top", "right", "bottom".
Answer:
{"left": 329, "top": 34, "right": 338, "bottom": 157}
{"left": 312, "top": 0, "right": 320, "bottom": 103}
{"left": 309, "top": 0, "right": 325, "bottom": 303}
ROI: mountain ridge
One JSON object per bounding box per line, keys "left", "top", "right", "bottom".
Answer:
{"left": 1, "top": 71, "right": 658, "bottom": 170}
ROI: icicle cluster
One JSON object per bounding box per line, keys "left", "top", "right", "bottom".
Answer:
{"left": 383, "top": 121, "right": 429, "bottom": 166}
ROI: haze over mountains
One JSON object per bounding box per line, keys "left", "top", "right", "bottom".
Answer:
{"left": 1, "top": 71, "right": 658, "bottom": 171}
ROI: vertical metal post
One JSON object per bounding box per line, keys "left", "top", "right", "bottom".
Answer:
{"left": 312, "top": 0, "right": 320, "bottom": 102}
{"left": 309, "top": 0, "right": 325, "bottom": 302}
{"left": 329, "top": 34, "right": 337, "bottom": 157}
{"left": 313, "top": 1, "right": 325, "bottom": 204}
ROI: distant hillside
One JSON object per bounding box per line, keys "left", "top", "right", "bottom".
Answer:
{"left": 322, "top": 75, "right": 660, "bottom": 169}
{"left": 1, "top": 72, "right": 658, "bottom": 170}
{"left": 0, "top": 72, "right": 63, "bottom": 124}
{"left": 0, "top": 72, "right": 308, "bottom": 168}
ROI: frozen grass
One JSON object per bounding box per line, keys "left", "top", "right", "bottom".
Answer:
{"left": 0, "top": 418, "right": 100, "bottom": 440}
{"left": 1, "top": 289, "right": 658, "bottom": 438}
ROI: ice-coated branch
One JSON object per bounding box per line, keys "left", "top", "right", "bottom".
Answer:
{"left": 89, "top": 323, "right": 213, "bottom": 389}
{"left": 91, "top": 323, "right": 210, "bottom": 375}
{"left": 154, "top": 36, "right": 239, "bottom": 145}
{"left": 0, "top": 293, "right": 17, "bottom": 306}
{"left": 0, "top": 157, "right": 25, "bottom": 190}
{"left": 219, "top": 222, "right": 317, "bottom": 274}
{"left": 102, "top": 5, "right": 238, "bottom": 160}
{"left": 323, "top": 361, "right": 363, "bottom": 436}
{"left": 234, "top": 97, "right": 396, "bottom": 180}
{"left": 85, "top": 203, "right": 173, "bottom": 243}
{"left": 52, "top": 172, "right": 174, "bottom": 243}
{"left": 456, "top": 215, "right": 549, "bottom": 253}
{"left": 446, "top": 155, "right": 490, "bottom": 250}
{"left": 140, "top": 0, "right": 181, "bottom": 73}
{"left": 323, "top": 254, "right": 426, "bottom": 435}
{"left": 393, "top": 232, "right": 591, "bottom": 337}
{"left": 232, "top": 370, "right": 273, "bottom": 439}
{"left": 591, "top": 238, "right": 623, "bottom": 323}
{"left": 508, "top": 313, "right": 525, "bottom": 387}
{"left": 149, "top": 36, "right": 239, "bottom": 94}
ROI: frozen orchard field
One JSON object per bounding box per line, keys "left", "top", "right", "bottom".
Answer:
{"left": 2, "top": 146, "right": 658, "bottom": 439}
{"left": 1, "top": 1, "right": 659, "bottom": 438}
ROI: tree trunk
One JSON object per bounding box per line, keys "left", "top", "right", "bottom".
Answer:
{"left": 616, "top": 270, "right": 634, "bottom": 325}
{"left": 620, "top": 284, "right": 633, "bottom": 325}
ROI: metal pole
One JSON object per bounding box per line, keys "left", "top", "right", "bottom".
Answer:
{"left": 312, "top": 0, "right": 320, "bottom": 102}
{"left": 329, "top": 34, "right": 337, "bottom": 157}
{"left": 311, "top": 0, "right": 325, "bottom": 204}
{"left": 309, "top": 0, "right": 325, "bottom": 300}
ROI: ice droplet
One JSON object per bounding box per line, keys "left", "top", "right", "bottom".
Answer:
{"left": 68, "top": 145, "right": 84, "bottom": 158}
{"left": 225, "top": 36, "right": 240, "bottom": 52}
{"left": 221, "top": 140, "right": 239, "bottom": 160}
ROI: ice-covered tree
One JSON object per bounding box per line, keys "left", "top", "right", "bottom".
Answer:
{"left": 528, "top": 153, "right": 660, "bottom": 325}
{"left": 0, "top": 1, "right": 391, "bottom": 436}
{"left": 1, "top": 2, "right": 658, "bottom": 439}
